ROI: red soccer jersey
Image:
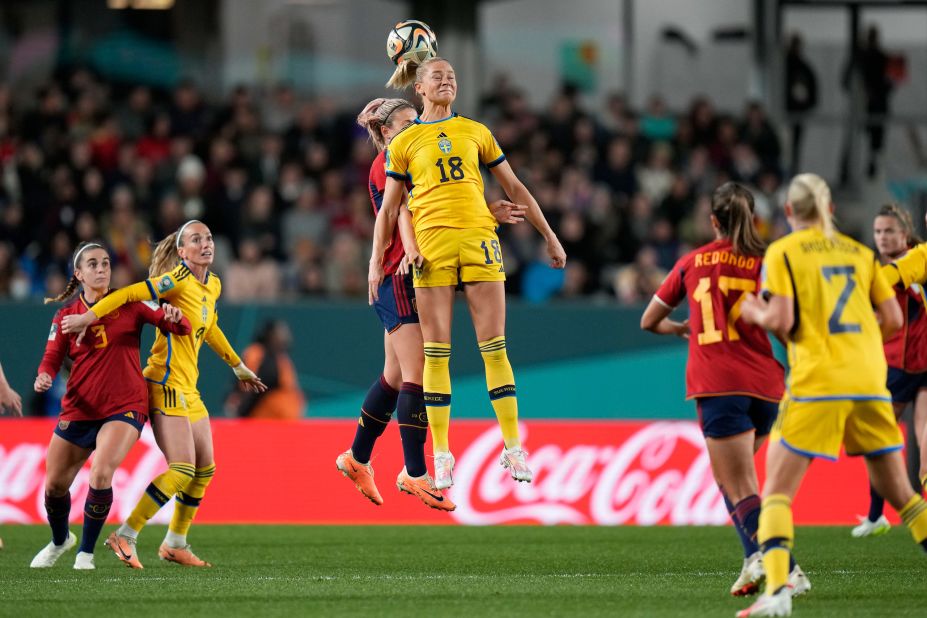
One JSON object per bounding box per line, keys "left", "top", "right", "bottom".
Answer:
{"left": 369, "top": 150, "right": 406, "bottom": 276}
{"left": 883, "top": 278, "right": 927, "bottom": 373}
{"left": 38, "top": 293, "right": 192, "bottom": 421}
{"left": 655, "top": 238, "right": 784, "bottom": 401}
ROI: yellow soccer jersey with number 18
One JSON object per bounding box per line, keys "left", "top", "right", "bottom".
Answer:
{"left": 763, "top": 228, "right": 894, "bottom": 401}
{"left": 384, "top": 113, "right": 505, "bottom": 232}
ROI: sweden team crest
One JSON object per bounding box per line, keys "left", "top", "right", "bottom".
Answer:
{"left": 438, "top": 137, "right": 452, "bottom": 154}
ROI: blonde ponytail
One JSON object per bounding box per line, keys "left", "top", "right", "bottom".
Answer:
{"left": 386, "top": 59, "right": 419, "bottom": 90}
{"left": 149, "top": 232, "right": 181, "bottom": 277}
{"left": 787, "top": 173, "right": 835, "bottom": 237}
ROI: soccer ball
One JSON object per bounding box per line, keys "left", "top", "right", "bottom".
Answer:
{"left": 387, "top": 19, "right": 438, "bottom": 65}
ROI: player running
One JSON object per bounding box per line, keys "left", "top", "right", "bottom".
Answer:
{"left": 60, "top": 222, "right": 266, "bottom": 568}
{"left": 340, "top": 97, "right": 527, "bottom": 510}
{"left": 29, "top": 242, "right": 191, "bottom": 570}
{"left": 739, "top": 174, "right": 927, "bottom": 617}
{"left": 641, "top": 182, "right": 808, "bottom": 597}
{"left": 854, "top": 204, "right": 927, "bottom": 537}
{"left": 369, "top": 57, "right": 566, "bottom": 490}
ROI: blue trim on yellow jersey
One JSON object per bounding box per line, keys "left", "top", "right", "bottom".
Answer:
{"left": 847, "top": 444, "right": 904, "bottom": 457}
{"left": 145, "top": 280, "right": 157, "bottom": 300}
{"left": 386, "top": 170, "right": 410, "bottom": 181}
{"left": 789, "top": 393, "right": 892, "bottom": 403}
{"left": 485, "top": 154, "right": 506, "bottom": 168}
{"left": 779, "top": 437, "right": 839, "bottom": 461}
{"left": 414, "top": 113, "right": 457, "bottom": 125}
{"left": 146, "top": 333, "right": 173, "bottom": 386}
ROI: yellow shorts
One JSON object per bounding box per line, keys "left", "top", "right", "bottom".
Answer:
{"left": 413, "top": 226, "right": 506, "bottom": 288}
{"left": 772, "top": 395, "right": 903, "bottom": 460}
{"left": 147, "top": 382, "right": 209, "bottom": 424}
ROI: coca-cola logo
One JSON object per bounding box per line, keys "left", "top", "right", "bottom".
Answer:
{"left": 448, "top": 423, "right": 728, "bottom": 526}
{"left": 0, "top": 429, "right": 174, "bottom": 524}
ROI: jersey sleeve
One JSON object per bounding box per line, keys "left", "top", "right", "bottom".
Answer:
{"left": 654, "top": 258, "right": 686, "bottom": 308}
{"left": 37, "top": 310, "right": 69, "bottom": 379}
{"left": 871, "top": 258, "right": 897, "bottom": 306}
{"left": 384, "top": 140, "right": 410, "bottom": 181}
{"left": 135, "top": 300, "right": 193, "bottom": 336}
{"left": 761, "top": 243, "right": 795, "bottom": 298}
{"left": 205, "top": 323, "right": 242, "bottom": 368}
{"left": 889, "top": 244, "right": 927, "bottom": 288}
{"left": 479, "top": 124, "right": 506, "bottom": 168}
{"left": 89, "top": 281, "right": 155, "bottom": 319}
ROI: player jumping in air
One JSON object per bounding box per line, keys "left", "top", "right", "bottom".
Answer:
{"left": 61, "top": 222, "right": 266, "bottom": 568}
{"left": 853, "top": 204, "right": 927, "bottom": 537}
{"left": 30, "top": 242, "right": 191, "bottom": 570}
{"left": 369, "top": 57, "right": 566, "bottom": 490}
{"left": 739, "top": 174, "right": 927, "bottom": 617}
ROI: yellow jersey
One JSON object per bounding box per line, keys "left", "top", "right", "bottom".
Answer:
{"left": 885, "top": 241, "right": 927, "bottom": 288}
{"left": 88, "top": 261, "right": 241, "bottom": 393}
{"left": 384, "top": 113, "right": 504, "bottom": 232}
{"left": 762, "top": 228, "right": 894, "bottom": 401}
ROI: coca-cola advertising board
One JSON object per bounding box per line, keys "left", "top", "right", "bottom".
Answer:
{"left": 0, "top": 419, "right": 884, "bottom": 525}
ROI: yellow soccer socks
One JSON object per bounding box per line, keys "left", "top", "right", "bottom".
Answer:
{"left": 479, "top": 336, "right": 520, "bottom": 449}
{"left": 758, "top": 494, "right": 793, "bottom": 595}
{"left": 900, "top": 493, "right": 927, "bottom": 550}
{"left": 165, "top": 463, "right": 216, "bottom": 547}
{"left": 125, "top": 462, "right": 195, "bottom": 533}
{"left": 423, "top": 342, "right": 452, "bottom": 453}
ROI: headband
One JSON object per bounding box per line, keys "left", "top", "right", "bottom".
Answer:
{"left": 73, "top": 243, "right": 103, "bottom": 269}
{"left": 176, "top": 220, "right": 202, "bottom": 248}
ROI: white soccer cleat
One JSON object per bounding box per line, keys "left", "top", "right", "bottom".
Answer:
{"left": 30, "top": 531, "right": 77, "bottom": 568}
{"left": 787, "top": 564, "right": 811, "bottom": 597}
{"left": 851, "top": 514, "right": 890, "bottom": 538}
{"left": 731, "top": 551, "right": 765, "bottom": 596}
{"left": 433, "top": 451, "right": 455, "bottom": 490}
{"left": 73, "top": 551, "right": 95, "bottom": 570}
{"left": 736, "top": 586, "right": 792, "bottom": 617}
{"left": 500, "top": 446, "right": 533, "bottom": 483}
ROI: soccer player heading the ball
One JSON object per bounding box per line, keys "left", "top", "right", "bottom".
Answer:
{"left": 739, "top": 174, "right": 927, "bottom": 617}
{"left": 369, "top": 56, "right": 566, "bottom": 490}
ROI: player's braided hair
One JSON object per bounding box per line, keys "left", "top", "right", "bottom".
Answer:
{"left": 44, "top": 241, "right": 105, "bottom": 304}
{"left": 711, "top": 182, "right": 765, "bottom": 257}
{"left": 877, "top": 203, "right": 922, "bottom": 247}
{"left": 788, "top": 173, "right": 835, "bottom": 238}
{"left": 356, "top": 98, "right": 416, "bottom": 152}
{"left": 150, "top": 231, "right": 181, "bottom": 278}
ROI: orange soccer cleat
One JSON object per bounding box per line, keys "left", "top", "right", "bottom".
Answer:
{"left": 396, "top": 468, "right": 456, "bottom": 512}
{"left": 336, "top": 450, "right": 384, "bottom": 505}
{"left": 104, "top": 532, "right": 143, "bottom": 569}
{"left": 159, "top": 543, "right": 212, "bottom": 567}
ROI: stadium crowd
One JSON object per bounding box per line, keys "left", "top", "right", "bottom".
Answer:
{"left": 0, "top": 68, "right": 789, "bottom": 304}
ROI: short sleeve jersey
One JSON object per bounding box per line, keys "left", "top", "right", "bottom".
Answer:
{"left": 763, "top": 228, "right": 894, "bottom": 400}
{"left": 369, "top": 150, "right": 406, "bottom": 276}
{"left": 141, "top": 262, "right": 224, "bottom": 391}
{"left": 384, "top": 114, "right": 505, "bottom": 232}
{"left": 655, "top": 238, "right": 784, "bottom": 401}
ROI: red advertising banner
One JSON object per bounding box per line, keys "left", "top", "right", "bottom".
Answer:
{"left": 0, "top": 419, "right": 887, "bottom": 525}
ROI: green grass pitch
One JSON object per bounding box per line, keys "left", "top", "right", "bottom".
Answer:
{"left": 0, "top": 525, "right": 923, "bottom": 617}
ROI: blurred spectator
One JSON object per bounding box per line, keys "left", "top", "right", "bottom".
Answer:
{"left": 613, "top": 246, "right": 667, "bottom": 305}
{"left": 224, "top": 238, "right": 282, "bottom": 301}
{"left": 225, "top": 320, "right": 305, "bottom": 419}
{"left": 785, "top": 34, "right": 817, "bottom": 174}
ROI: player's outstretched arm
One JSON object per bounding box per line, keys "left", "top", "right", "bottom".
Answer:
{"left": 640, "top": 297, "right": 689, "bottom": 339}
{"left": 205, "top": 324, "right": 267, "bottom": 394}
{"left": 369, "top": 176, "right": 406, "bottom": 303}
{"left": 489, "top": 160, "right": 566, "bottom": 269}
{"left": 60, "top": 280, "right": 154, "bottom": 340}
{"left": 141, "top": 301, "right": 192, "bottom": 336}
{"left": 0, "top": 361, "right": 22, "bottom": 417}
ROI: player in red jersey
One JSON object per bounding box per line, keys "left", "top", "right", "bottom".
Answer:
{"left": 29, "top": 242, "right": 190, "bottom": 570}
{"left": 853, "top": 204, "right": 927, "bottom": 537}
{"left": 337, "top": 97, "right": 524, "bottom": 511}
{"left": 641, "top": 182, "right": 807, "bottom": 597}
